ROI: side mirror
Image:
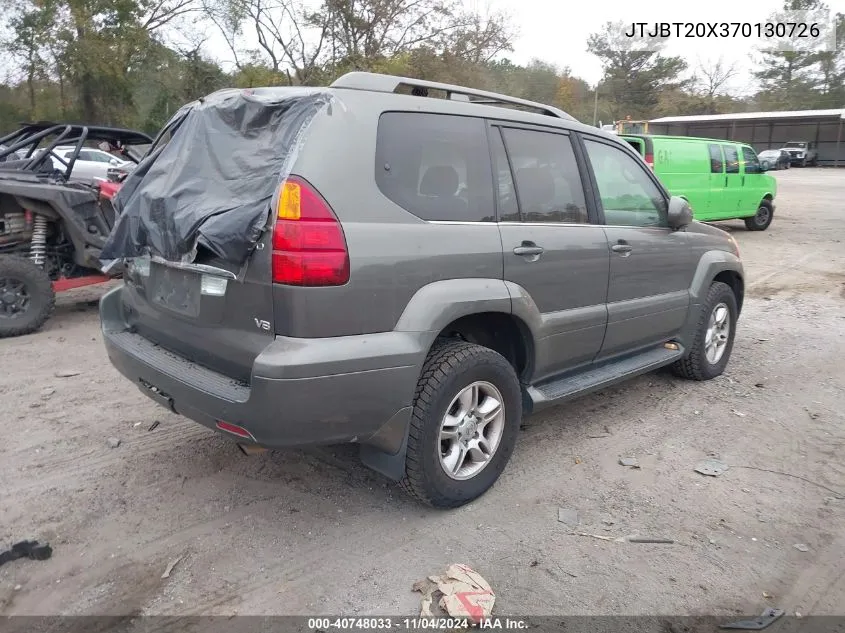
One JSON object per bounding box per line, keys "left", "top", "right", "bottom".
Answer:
{"left": 109, "top": 158, "right": 119, "bottom": 166}
{"left": 667, "top": 196, "right": 693, "bottom": 229}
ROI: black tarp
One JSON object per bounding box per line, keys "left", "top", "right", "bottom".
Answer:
{"left": 100, "top": 87, "right": 333, "bottom": 268}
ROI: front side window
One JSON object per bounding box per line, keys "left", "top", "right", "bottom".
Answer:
{"left": 375, "top": 112, "right": 494, "bottom": 222}
{"left": 741, "top": 146, "right": 761, "bottom": 174}
{"left": 723, "top": 145, "right": 740, "bottom": 174}
{"left": 583, "top": 138, "right": 667, "bottom": 228}
{"left": 500, "top": 127, "right": 588, "bottom": 224}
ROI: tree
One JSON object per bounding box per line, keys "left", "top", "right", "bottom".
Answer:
{"left": 3, "top": 0, "right": 58, "bottom": 117}
{"left": 753, "top": 0, "right": 829, "bottom": 109}
{"left": 587, "top": 20, "right": 688, "bottom": 120}
{"left": 813, "top": 12, "right": 845, "bottom": 108}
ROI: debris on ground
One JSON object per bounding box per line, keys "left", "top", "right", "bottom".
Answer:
{"left": 762, "top": 591, "right": 773, "bottom": 599}
{"left": 412, "top": 563, "right": 494, "bottom": 623}
{"left": 54, "top": 370, "right": 81, "bottom": 378}
{"left": 574, "top": 456, "right": 582, "bottom": 465}
{"left": 731, "top": 409, "right": 746, "bottom": 417}
{"left": 161, "top": 555, "right": 184, "bottom": 579}
{"left": 107, "top": 437, "right": 121, "bottom": 449}
{"left": 619, "top": 457, "right": 640, "bottom": 468}
{"left": 40, "top": 387, "right": 56, "bottom": 399}
{"left": 572, "top": 532, "right": 674, "bottom": 544}
{"left": 574, "top": 532, "right": 621, "bottom": 542}
{"left": 0, "top": 540, "right": 53, "bottom": 567}
{"left": 720, "top": 607, "right": 784, "bottom": 630}
{"left": 148, "top": 420, "right": 161, "bottom": 432}
{"left": 793, "top": 543, "right": 810, "bottom": 552}
{"left": 557, "top": 507, "right": 579, "bottom": 527}
{"left": 695, "top": 458, "right": 729, "bottom": 477}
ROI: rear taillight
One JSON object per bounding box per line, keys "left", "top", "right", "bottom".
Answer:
{"left": 645, "top": 153, "right": 654, "bottom": 170}
{"left": 271, "top": 176, "right": 349, "bottom": 287}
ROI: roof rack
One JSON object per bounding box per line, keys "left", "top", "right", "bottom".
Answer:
{"left": 330, "top": 72, "right": 575, "bottom": 121}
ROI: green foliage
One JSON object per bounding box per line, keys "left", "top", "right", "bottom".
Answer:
{"left": 0, "top": 0, "right": 842, "bottom": 137}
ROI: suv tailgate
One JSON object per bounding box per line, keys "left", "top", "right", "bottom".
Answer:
{"left": 119, "top": 237, "right": 275, "bottom": 384}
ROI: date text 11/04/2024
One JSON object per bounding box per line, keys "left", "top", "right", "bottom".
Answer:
{"left": 624, "top": 21, "right": 822, "bottom": 39}
{"left": 307, "top": 618, "right": 529, "bottom": 630}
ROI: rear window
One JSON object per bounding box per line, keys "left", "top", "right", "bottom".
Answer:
{"left": 375, "top": 112, "right": 495, "bottom": 222}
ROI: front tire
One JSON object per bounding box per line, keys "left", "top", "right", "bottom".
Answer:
{"left": 672, "top": 282, "right": 738, "bottom": 381}
{"left": 401, "top": 340, "right": 521, "bottom": 508}
{"left": 0, "top": 255, "right": 55, "bottom": 338}
{"left": 744, "top": 200, "right": 774, "bottom": 231}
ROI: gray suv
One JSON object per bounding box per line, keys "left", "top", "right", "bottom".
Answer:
{"left": 99, "top": 73, "right": 745, "bottom": 508}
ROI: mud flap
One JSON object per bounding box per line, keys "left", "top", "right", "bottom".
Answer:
{"left": 359, "top": 407, "right": 412, "bottom": 481}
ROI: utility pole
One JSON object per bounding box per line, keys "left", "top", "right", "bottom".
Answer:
{"left": 592, "top": 84, "right": 599, "bottom": 127}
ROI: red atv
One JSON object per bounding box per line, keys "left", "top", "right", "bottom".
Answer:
{"left": 0, "top": 122, "right": 152, "bottom": 337}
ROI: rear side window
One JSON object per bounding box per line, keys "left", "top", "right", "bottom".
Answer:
{"left": 500, "top": 127, "right": 588, "bottom": 224}
{"left": 375, "top": 113, "right": 494, "bottom": 222}
{"left": 708, "top": 144, "right": 723, "bottom": 173}
{"left": 723, "top": 145, "right": 740, "bottom": 173}
{"left": 489, "top": 129, "right": 520, "bottom": 222}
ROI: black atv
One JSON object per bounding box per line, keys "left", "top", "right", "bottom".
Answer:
{"left": 0, "top": 122, "right": 153, "bottom": 337}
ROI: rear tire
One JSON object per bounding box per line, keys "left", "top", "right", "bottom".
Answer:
{"left": 401, "top": 340, "right": 521, "bottom": 508}
{"left": 0, "top": 255, "right": 55, "bottom": 338}
{"left": 744, "top": 200, "right": 774, "bottom": 231}
{"left": 672, "top": 281, "right": 737, "bottom": 381}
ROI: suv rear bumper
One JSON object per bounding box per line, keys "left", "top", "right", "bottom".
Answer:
{"left": 100, "top": 286, "right": 423, "bottom": 450}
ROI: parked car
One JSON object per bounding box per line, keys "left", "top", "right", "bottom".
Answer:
{"left": 50, "top": 145, "right": 132, "bottom": 184}
{"left": 0, "top": 122, "right": 154, "bottom": 337}
{"left": 758, "top": 149, "right": 791, "bottom": 170}
{"left": 99, "top": 73, "right": 745, "bottom": 508}
{"left": 782, "top": 141, "right": 818, "bottom": 167}
{"left": 621, "top": 134, "right": 777, "bottom": 231}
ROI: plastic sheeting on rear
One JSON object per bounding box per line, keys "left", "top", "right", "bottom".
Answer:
{"left": 100, "top": 88, "right": 333, "bottom": 269}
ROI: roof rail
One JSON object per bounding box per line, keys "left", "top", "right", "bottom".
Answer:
{"left": 330, "top": 72, "right": 576, "bottom": 121}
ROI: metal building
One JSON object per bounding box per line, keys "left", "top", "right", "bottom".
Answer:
{"left": 647, "top": 109, "right": 845, "bottom": 166}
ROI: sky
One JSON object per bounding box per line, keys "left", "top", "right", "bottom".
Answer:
{"left": 488, "top": 0, "right": 845, "bottom": 94}
{"left": 2, "top": 0, "right": 843, "bottom": 97}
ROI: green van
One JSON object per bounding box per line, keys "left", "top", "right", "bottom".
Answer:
{"left": 621, "top": 135, "right": 777, "bottom": 231}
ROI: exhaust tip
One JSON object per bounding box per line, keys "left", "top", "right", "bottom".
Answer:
{"left": 237, "top": 443, "right": 268, "bottom": 456}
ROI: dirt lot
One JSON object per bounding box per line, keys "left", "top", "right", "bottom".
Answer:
{"left": 1, "top": 168, "right": 844, "bottom": 618}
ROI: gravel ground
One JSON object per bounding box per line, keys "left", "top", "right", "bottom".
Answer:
{"left": 1, "top": 168, "right": 843, "bottom": 618}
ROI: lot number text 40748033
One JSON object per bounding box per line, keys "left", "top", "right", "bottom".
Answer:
{"left": 307, "top": 617, "right": 529, "bottom": 630}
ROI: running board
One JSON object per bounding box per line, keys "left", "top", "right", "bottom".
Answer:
{"left": 527, "top": 344, "right": 685, "bottom": 411}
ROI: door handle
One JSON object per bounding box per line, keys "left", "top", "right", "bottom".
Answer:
{"left": 513, "top": 243, "right": 544, "bottom": 257}
{"left": 725, "top": 175, "right": 728, "bottom": 187}
{"left": 742, "top": 175, "right": 745, "bottom": 186}
{"left": 611, "top": 242, "right": 633, "bottom": 256}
